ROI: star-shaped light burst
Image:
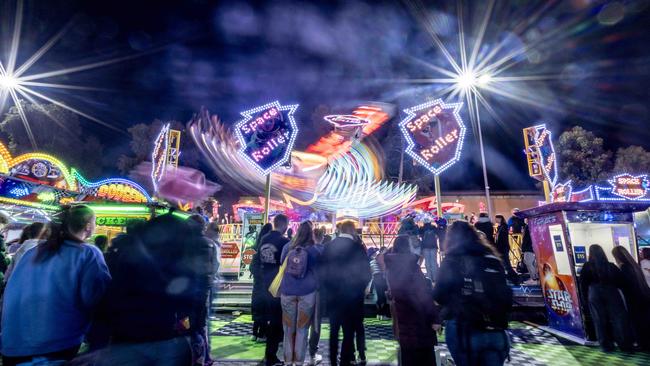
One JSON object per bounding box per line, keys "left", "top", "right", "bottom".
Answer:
{"left": 234, "top": 101, "right": 300, "bottom": 176}
{"left": 0, "top": 0, "right": 154, "bottom": 148}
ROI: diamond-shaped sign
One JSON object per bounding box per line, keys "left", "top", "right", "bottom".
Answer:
{"left": 234, "top": 101, "right": 299, "bottom": 176}
{"left": 399, "top": 99, "right": 466, "bottom": 175}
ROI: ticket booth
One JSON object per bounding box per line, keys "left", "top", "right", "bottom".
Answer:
{"left": 517, "top": 202, "right": 650, "bottom": 344}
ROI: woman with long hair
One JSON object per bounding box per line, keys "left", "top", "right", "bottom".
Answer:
{"left": 579, "top": 244, "right": 632, "bottom": 352}
{"left": 385, "top": 235, "right": 440, "bottom": 366}
{"left": 251, "top": 223, "right": 273, "bottom": 342}
{"left": 1, "top": 205, "right": 111, "bottom": 365}
{"left": 4, "top": 222, "right": 50, "bottom": 281}
{"left": 612, "top": 246, "right": 650, "bottom": 350}
{"left": 279, "top": 221, "right": 321, "bottom": 366}
{"left": 433, "top": 221, "right": 512, "bottom": 366}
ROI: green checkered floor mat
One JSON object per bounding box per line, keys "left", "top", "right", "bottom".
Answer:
{"left": 210, "top": 314, "right": 650, "bottom": 365}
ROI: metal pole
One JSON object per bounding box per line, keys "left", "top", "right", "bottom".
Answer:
{"left": 474, "top": 92, "right": 493, "bottom": 218}
{"left": 434, "top": 174, "right": 443, "bottom": 218}
{"left": 263, "top": 173, "right": 272, "bottom": 223}
{"left": 543, "top": 180, "right": 551, "bottom": 203}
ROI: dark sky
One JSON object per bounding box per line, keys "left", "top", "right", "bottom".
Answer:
{"left": 2, "top": 0, "right": 650, "bottom": 194}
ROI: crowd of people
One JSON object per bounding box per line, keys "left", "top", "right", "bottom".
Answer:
{"left": 0, "top": 206, "right": 220, "bottom": 366}
{"left": 249, "top": 213, "right": 517, "bottom": 366}
{"left": 1, "top": 205, "right": 649, "bottom": 366}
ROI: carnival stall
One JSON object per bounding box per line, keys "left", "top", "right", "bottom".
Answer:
{"left": 518, "top": 201, "right": 650, "bottom": 344}
{"left": 0, "top": 140, "right": 189, "bottom": 241}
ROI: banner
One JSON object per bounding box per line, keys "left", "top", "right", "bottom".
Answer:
{"left": 219, "top": 241, "right": 243, "bottom": 275}
{"left": 529, "top": 212, "right": 585, "bottom": 339}
{"left": 240, "top": 213, "right": 264, "bottom": 278}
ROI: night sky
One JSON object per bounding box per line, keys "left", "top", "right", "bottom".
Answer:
{"left": 2, "top": 0, "right": 650, "bottom": 195}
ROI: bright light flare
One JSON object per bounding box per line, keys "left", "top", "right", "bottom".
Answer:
{"left": 0, "top": 73, "right": 19, "bottom": 90}
{"left": 477, "top": 73, "right": 492, "bottom": 86}
{"left": 455, "top": 71, "right": 476, "bottom": 90}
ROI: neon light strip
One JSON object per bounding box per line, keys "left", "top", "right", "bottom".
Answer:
{"left": 399, "top": 99, "right": 467, "bottom": 175}
{"left": 73, "top": 169, "right": 152, "bottom": 202}
{"left": 0, "top": 196, "right": 59, "bottom": 211}
{"left": 151, "top": 124, "right": 170, "bottom": 192}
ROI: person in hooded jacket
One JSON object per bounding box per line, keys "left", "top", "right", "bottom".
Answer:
{"left": 612, "top": 246, "right": 650, "bottom": 351}
{"left": 385, "top": 235, "right": 440, "bottom": 366}
{"left": 433, "top": 221, "right": 512, "bottom": 366}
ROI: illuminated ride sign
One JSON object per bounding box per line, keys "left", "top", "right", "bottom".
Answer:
{"left": 523, "top": 124, "right": 558, "bottom": 188}
{"left": 234, "top": 101, "right": 299, "bottom": 176}
{"left": 399, "top": 99, "right": 466, "bottom": 175}
{"left": 609, "top": 174, "right": 649, "bottom": 200}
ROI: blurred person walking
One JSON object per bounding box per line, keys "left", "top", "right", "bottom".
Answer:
{"left": 251, "top": 223, "right": 273, "bottom": 342}
{"left": 433, "top": 221, "right": 512, "bottom": 366}
{"left": 259, "top": 214, "right": 291, "bottom": 366}
{"left": 419, "top": 218, "right": 439, "bottom": 282}
{"left": 579, "top": 244, "right": 633, "bottom": 352}
{"left": 385, "top": 235, "right": 440, "bottom": 366}
{"left": 474, "top": 213, "right": 495, "bottom": 246}
{"left": 78, "top": 213, "right": 212, "bottom": 365}
{"left": 1, "top": 205, "right": 111, "bottom": 366}
{"left": 279, "top": 222, "right": 321, "bottom": 365}
{"left": 612, "top": 246, "right": 650, "bottom": 351}
{"left": 322, "top": 220, "right": 371, "bottom": 366}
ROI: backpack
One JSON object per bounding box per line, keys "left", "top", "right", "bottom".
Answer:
{"left": 421, "top": 229, "right": 438, "bottom": 250}
{"left": 285, "top": 247, "right": 309, "bottom": 278}
{"left": 457, "top": 255, "right": 513, "bottom": 330}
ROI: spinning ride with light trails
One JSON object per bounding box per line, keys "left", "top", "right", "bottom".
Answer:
{"left": 189, "top": 103, "right": 417, "bottom": 218}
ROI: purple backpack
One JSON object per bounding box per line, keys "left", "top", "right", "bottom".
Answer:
{"left": 285, "top": 246, "right": 309, "bottom": 278}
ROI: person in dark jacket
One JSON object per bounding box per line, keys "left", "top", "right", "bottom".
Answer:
{"left": 419, "top": 219, "right": 439, "bottom": 282}
{"left": 507, "top": 209, "right": 524, "bottom": 234}
{"left": 521, "top": 221, "right": 538, "bottom": 283}
{"left": 495, "top": 215, "right": 519, "bottom": 285}
{"left": 474, "top": 213, "right": 495, "bottom": 245}
{"left": 579, "top": 244, "right": 633, "bottom": 352}
{"left": 251, "top": 223, "right": 273, "bottom": 342}
{"left": 259, "top": 215, "right": 290, "bottom": 366}
{"left": 612, "top": 246, "right": 650, "bottom": 351}
{"left": 322, "top": 220, "right": 371, "bottom": 366}
{"left": 385, "top": 235, "right": 440, "bottom": 366}
{"left": 433, "top": 221, "right": 512, "bottom": 366}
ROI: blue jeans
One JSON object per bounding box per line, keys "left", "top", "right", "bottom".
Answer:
{"left": 281, "top": 292, "right": 317, "bottom": 364}
{"left": 445, "top": 320, "right": 510, "bottom": 366}
{"left": 422, "top": 248, "right": 438, "bottom": 281}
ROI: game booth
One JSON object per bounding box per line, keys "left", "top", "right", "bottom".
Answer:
{"left": 518, "top": 198, "right": 650, "bottom": 344}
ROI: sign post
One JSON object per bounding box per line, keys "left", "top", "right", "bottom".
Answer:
{"left": 399, "top": 99, "right": 466, "bottom": 218}
{"left": 234, "top": 101, "right": 299, "bottom": 223}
